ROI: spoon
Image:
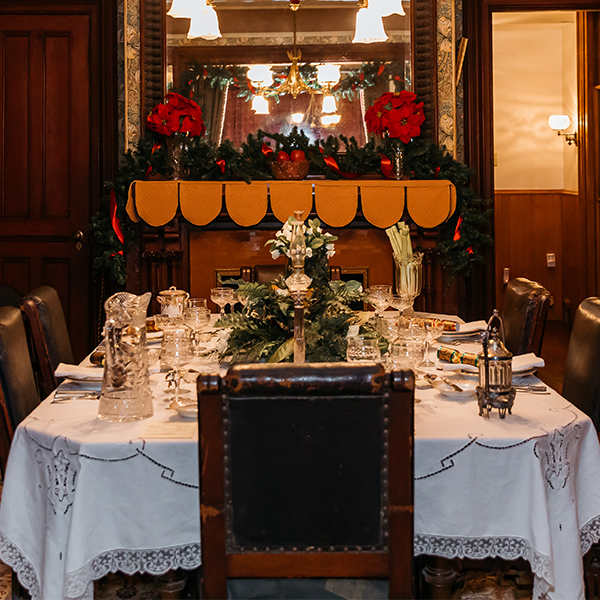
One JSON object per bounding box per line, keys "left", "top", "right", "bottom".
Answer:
{"left": 422, "top": 372, "right": 464, "bottom": 392}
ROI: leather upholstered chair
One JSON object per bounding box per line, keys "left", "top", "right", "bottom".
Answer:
{"left": 501, "top": 278, "right": 553, "bottom": 356}
{"left": 0, "top": 306, "right": 40, "bottom": 474}
{"left": 22, "top": 286, "right": 74, "bottom": 399}
{"left": 197, "top": 362, "right": 415, "bottom": 599}
{"left": 562, "top": 298, "right": 600, "bottom": 431}
{"left": 0, "top": 283, "right": 23, "bottom": 309}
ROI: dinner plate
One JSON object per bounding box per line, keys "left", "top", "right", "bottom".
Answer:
{"left": 147, "top": 331, "right": 163, "bottom": 340}
{"left": 174, "top": 404, "right": 198, "bottom": 419}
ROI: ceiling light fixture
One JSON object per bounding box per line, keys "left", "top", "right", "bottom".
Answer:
{"left": 186, "top": 0, "right": 222, "bottom": 41}
{"left": 353, "top": 0, "right": 389, "bottom": 44}
{"left": 369, "top": 0, "right": 405, "bottom": 17}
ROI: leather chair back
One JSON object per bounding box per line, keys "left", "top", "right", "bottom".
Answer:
{"left": 562, "top": 298, "right": 600, "bottom": 431}
{"left": 22, "top": 286, "right": 74, "bottom": 399}
{"left": 502, "top": 277, "right": 553, "bottom": 356}
{"left": 0, "top": 306, "right": 40, "bottom": 473}
{"left": 0, "top": 283, "right": 23, "bottom": 309}
{"left": 198, "top": 362, "right": 415, "bottom": 599}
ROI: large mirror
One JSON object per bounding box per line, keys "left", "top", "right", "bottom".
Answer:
{"left": 166, "top": 0, "right": 411, "bottom": 145}
{"left": 140, "top": 0, "right": 438, "bottom": 145}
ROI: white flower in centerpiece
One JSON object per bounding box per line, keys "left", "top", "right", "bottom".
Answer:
{"left": 326, "top": 244, "right": 335, "bottom": 258}
{"left": 281, "top": 222, "right": 292, "bottom": 239}
{"left": 306, "top": 247, "right": 313, "bottom": 258}
{"left": 275, "top": 287, "right": 290, "bottom": 296}
{"left": 271, "top": 250, "right": 281, "bottom": 259}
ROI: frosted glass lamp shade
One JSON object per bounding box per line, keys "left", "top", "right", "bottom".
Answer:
{"left": 247, "top": 65, "right": 274, "bottom": 87}
{"left": 167, "top": 0, "right": 197, "bottom": 18}
{"left": 187, "top": 3, "right": 221, "bottom": 40}
{"left": 292, "top": 113, "right": 304, "bottom": 124}
{"left": 548, "top": 115, "right": 570, "bottom": 131}
{"left": 369, "top": 0, "right": 405, "bottom": 17}
{"left": 322, "top": 95, "right": 337, "bottom": 114}
{"left": 321, "top": 114, "right": 341, "bottom": 126}
{"left": 353, "top": 8, "right": 388, "bottom": 44}
{"left": 251, "top": 95, "right": 270, "bottom": 114}
{"left": 317, "top": 64, "right": 341, "bottom": 86}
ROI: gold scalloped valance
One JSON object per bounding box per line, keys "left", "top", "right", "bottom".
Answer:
{"left": 126, "top": 179, "right": 457, "bottom": 229}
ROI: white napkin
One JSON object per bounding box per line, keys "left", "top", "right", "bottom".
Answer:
{"left": 441, "top": 352, "right": 545, "bottom": 373}
{"left": 55, "top": 361, "right": 160, "bottom": 380}
{"left": 455, "top": 320, "right": 488, "bottom": 333}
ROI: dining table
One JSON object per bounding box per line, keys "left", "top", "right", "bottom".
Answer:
{"left": 1, "top": 314, "right": 600, "bottom": 600}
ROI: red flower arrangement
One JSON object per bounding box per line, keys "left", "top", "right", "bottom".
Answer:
{"left": 365, "top": 90, "right": 425, "bottom": 144}
{"left": 146, "top": 92, "right": 206, "bottom": 137}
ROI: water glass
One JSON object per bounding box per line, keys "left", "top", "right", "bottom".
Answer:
{"left": 160, "top": 327, "right": 195, "bottom": 406}
{"left": 422, "top": 320, "right": 445, "bottom": 367}
{"left": 346, "top": 336, "right": 381, "bottom": 362}
{"left": 366, "top": 285, "right": 393, "bottom": 316}
{"left": 389, "top": 338, "right": 425, "bottom": 370}
{"left": 184, "top": 300, "right": 210, "bottom": 354}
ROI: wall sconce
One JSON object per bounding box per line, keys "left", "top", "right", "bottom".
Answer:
{"left": 548, "top": 114, "right": 578, "bottom": 146}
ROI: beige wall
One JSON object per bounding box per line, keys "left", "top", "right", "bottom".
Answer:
{"left": 492, "top": 13, "right": 578, "bottom": 191}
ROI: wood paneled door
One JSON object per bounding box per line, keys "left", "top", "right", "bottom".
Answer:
{"left": 0, "top": 2, "right": 117, "bottom": 361}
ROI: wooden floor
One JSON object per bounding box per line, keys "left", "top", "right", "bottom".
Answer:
{"left": 536, "top": 318, "right": 572, "bottom": 394}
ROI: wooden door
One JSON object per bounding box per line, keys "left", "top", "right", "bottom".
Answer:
{"left": 0, "top": 10, "right": 95, "bottom": 361}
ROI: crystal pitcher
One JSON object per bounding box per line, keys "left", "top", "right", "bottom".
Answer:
{"left": 98, "top": 291, "right": 154, "bottom": 421}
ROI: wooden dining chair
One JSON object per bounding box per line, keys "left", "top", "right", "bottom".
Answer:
{"left": 501, "top": 277, "right": 554, "bottom": 356}
{"left": 22, "top": 285, "right": 74, "bottom": 399}
{"left": 562, "top": 297, "right": 600, "bottom": 431}
{"left": 197, "top": 362, "right": 415, "bottom": 600}
{"left": 0, "top": 306, "right": 41, "bottom": 475}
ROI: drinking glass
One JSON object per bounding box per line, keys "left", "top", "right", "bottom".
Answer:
{"left": 183, "top": 300, "right": 210, "bottom": 354}
{"left": 160, "top": 327, "right": 195, "bottom": 407}
{"left": 389, "top": 338, "right": 426, "bottom": 371}
{"left": 422, "top": 320, "right": 445, "bottom": 367}
{"left": 390, "top": 293, "right": 413, "bottom": 316}
{"left": 366, "top": 285, "right": 393, "bottom": 317}
{"left": 210, "top": 287, "right": 234, "bottom": 317}
{"left": 346, "top": 336, "right": 381, "bottom": 362}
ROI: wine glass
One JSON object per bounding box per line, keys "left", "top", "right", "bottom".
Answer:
{"left": 422, "top": 320, "right": 445, "bottom": 368}
{"left": 210, "top": 287, "right": 234, "bottom": 317}
{"left": 160, "top": 327, "right": 195, "bottom": 407}
{"left": 366, "top": 285, "right": 393, "bottom": 317}
{"left": 183, "top": 300, "right": 210, "bottom": 355}
{"left": 390, "top": 293, "right": 413, "bottom": 317}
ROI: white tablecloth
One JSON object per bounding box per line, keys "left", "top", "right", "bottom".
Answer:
{"left": 1, "top": 347, "right": 600, "bottom": 600}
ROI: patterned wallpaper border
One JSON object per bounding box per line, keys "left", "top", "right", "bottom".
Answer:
{"left": 121, "top": 0, "right": 463, "bottom": 157}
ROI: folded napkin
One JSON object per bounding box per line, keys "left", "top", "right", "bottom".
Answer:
{"left": 454, "top": 320, "right": 488, "bottom": 333}
{"left": 56, "top": 361, "right": 160, "bottom": 381}
{"left": 55, "top": 363, "right": 104, "bottom": 381}
{"left": 441, "top": 352, "right": 545, "bottom": 373}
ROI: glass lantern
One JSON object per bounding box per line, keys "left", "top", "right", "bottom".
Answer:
{"left": 476, "top": 318, "right": 516, "bottom": 418}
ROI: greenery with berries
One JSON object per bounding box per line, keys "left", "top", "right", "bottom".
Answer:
{"left": 91, "top": 127, "right": 492, "bottom": 287}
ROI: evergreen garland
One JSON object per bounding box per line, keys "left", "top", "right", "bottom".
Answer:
{"left": 91, "top": 128, "right": 492, "bottom": 286}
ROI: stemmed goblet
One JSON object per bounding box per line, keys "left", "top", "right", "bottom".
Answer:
{"left": 422, "top": 320, "right": 445, "bottom": 368}
{"left": 160, "top": 326, "right": 195, "bottom": 408}
{"left": 366, "top": 285, "right": 393, "bottom": 317}
{"left": 390, "top": 293, "right": 413, "bottom": 317}
{"left": 183, "top": 299, "right": 210, "bottom": 355}
{"left": 210, "top": 287, "right": 234, "bottom": 318}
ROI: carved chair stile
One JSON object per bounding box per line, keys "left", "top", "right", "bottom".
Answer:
{"left": 197, "top": 363, "right": 415, "bottom": 599}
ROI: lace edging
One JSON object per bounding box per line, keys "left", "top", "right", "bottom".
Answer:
{"left": 580, "top": 514, "right": 600, "bottom": 555}
{"left": 415, "top": 533, "right": 554, "bottom": 588}
{"left": 0, "top": 531, "right": 41, "bottom": 600}
{"left": 64, "top": 543, "right": 202, "bottom": 598}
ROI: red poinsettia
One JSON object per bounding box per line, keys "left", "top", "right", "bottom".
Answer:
{"left": 365, "top": 90, "right": 425, "bottom": 144}
{"left": 146, "top": 92, "right": 206, "bottom": 137}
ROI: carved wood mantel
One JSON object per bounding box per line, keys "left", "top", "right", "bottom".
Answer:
{"left": 126, "top": 180, "right": 463, "bottom": 316}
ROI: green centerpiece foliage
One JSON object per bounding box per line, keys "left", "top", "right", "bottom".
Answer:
{"left": 215, "top": 217, "right": 373, "bottom": 364}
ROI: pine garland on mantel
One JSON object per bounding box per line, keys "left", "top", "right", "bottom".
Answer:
{"left": 90, "top": 128, "right": 493, "bottom": 286}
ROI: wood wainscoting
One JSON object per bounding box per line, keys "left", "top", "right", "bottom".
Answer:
{"left": 494, "top": 189, "right": 586, "bottom": 322}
